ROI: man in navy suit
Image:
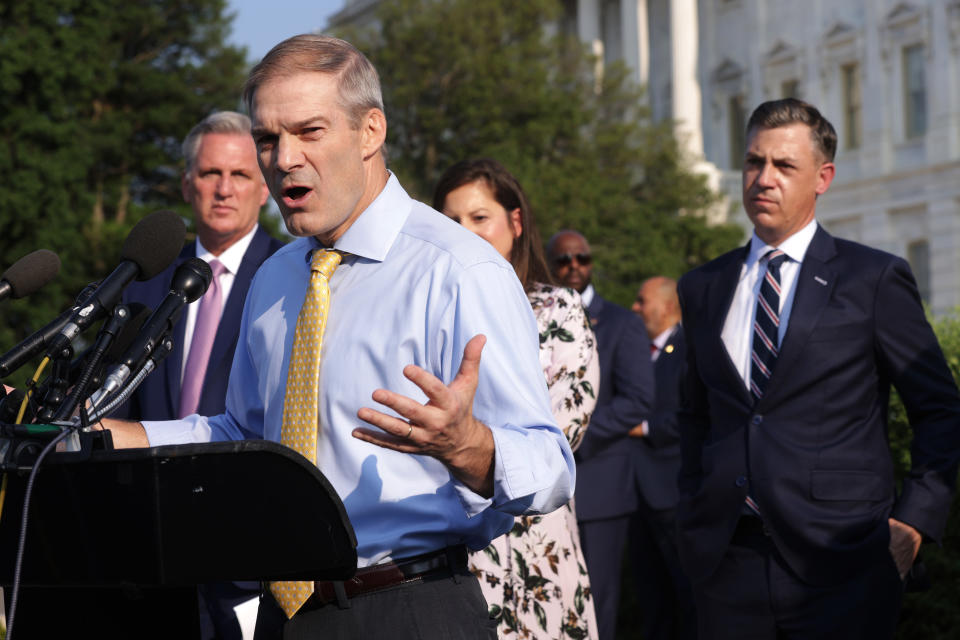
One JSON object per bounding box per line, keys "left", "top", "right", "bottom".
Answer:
{"left": 628, "top": 276, "right": 696, "bottom": 640}
{"left": 677, "top": 98, "right": 960, "bottom": 638}
{"left": 121, "top": 111, "right": 285, "bottom": 639}
{"left": 548, "top": 230, "right": 654, "bottom": 640}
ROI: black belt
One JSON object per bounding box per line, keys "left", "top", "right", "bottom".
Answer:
{"left": 306, "top": 545, "right": 468, "bottom": 609}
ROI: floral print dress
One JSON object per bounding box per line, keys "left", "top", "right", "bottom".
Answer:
{"left": 470, "top": 283, "right": 601, "bottom": 639}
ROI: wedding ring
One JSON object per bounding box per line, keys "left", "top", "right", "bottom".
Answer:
{"left": 405, "top": 424, "right": 414, "bottom": 438}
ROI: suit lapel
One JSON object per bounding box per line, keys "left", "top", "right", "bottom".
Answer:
{"left": 204, "top": 229, "right": 271, "bottom": 384}
{"left": 760, "top": 226, "right": 837, "bottom": 407}
{"left": 586, "top": 294, "right": 604, "bottom": 330}
{"left": 707, "top": 245, "right": 753, "bottom": 406}
{"left": 655, "top": 325, "right": 681, "bottom": 380}
{"left": 163, "top": 245, "right": 194, "bottom": 416}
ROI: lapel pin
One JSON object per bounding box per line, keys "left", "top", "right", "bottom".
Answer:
{"left": 665, "top": 344, "right": 674, "bottom": 354}
{"left": 814, "top": 276, "right": 828, "bottom": 286}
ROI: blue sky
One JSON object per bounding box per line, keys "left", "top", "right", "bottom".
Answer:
{"left": 225, "top": 0, "right": 347, "bottom": 63}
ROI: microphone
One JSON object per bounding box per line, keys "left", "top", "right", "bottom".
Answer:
{"left": 48, "top": 304, "right": 132, "bottom": 422}
{"left": 0, "top": 283, "right": 98, "bottom": 379}
{"left": 43, "top": 210, "right": 185, "bottom": 361}
{"left": 0, "top": 250, "right": 60, "bottom": 302}
{"left": 90, "top": 258, "right": 211, "bottom": 409}
{"left": 9, "top": 304, "right": 152, "bottom": 425}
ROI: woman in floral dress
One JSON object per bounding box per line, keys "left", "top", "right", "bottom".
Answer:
{"left": 434, "top": 158, "right": 600, "bottom": 640}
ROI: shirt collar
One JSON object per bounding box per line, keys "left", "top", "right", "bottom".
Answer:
{"left": 746, "top": 218, "right": 818, "bottom": 268}
{"left": 195, "top": 224, "right": 259, "bottom": 275}
{"left": 653, "top": 323, "right": 678, "bottom": 350}
{"left": 310, "top": 172, "right": 411, "bottom": 262}
{"left": 580, "top": 283, "right": 596, "bottom": 308}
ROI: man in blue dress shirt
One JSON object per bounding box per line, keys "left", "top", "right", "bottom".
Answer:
{"left": 104, "top": 35, "right": 574, "bottom": 639}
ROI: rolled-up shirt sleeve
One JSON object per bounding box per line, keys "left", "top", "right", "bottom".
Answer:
{"left": 443, "top": 259, "right": 575, "bottom": 517}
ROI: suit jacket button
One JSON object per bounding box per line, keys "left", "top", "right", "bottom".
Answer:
{"left": 735, "top": 476, "right": 747, "bottom": 487}
{"left": 751, "top": 415, "right": 763, "bottom": 425}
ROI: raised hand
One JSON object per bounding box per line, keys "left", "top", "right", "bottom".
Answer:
{"left": 354, "top": 334, "right": 495, "bottom": 496}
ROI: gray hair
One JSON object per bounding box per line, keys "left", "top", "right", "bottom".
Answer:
{"left": 242, "top": 34, "right": 384, "bottom": 129}
{"left": 182, "top": 111, "right": 254, "bottom": 173}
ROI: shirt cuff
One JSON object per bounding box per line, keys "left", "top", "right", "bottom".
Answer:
{"left": 142, "top": 415, "right": 213, "bottom": 446}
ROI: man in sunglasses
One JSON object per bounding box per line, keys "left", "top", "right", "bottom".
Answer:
{"left": 547, "top": 230, "right": 654, "bottom": 640}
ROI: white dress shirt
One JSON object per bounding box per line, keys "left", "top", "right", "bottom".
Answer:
{"left": 579, "top": 283, "right": 595, "bottom": 308}
{"left": 721, "top": 219, "right": 818, "bottom": 391}
{"left": 144, "top": 174, "right": 574, "bottom": 567}
{"left": 650, "top": 325, "right": 676, "bottom": 363}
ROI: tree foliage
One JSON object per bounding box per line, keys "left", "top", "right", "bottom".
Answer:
{"left": 337, "top": 0, "right": 743, "bottom": 306}
{"left": 0, "top": 0, "right": 248, "bottom": 376}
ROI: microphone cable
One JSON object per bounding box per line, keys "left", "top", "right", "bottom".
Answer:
{"left": 15, "top": 356, "right": 51, "bottom": 425}
{"left": 3, "top": 422, "right": 73, "bottom": 640}
{"left": 4, "top": 354, "right": 76, "bottom": 639}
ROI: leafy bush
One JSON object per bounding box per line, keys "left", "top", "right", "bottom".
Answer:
{"left": 894, "top": 311, "right": 960, "bottom": 639}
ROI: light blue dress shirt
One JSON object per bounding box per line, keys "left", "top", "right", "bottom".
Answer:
{"left": 143, "top": 174, "right": 575, "bottom": 567}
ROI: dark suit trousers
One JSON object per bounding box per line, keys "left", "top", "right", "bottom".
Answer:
{"left": 580, "top": 515, "right": 631, "bottom": 640}
{"left": 693, "top": 518, "right": 903, "bottom": 640}
{"left": 629, "top": 506, "right": 696, "bottom": 640}
{"left": 254, "top": 569, "right": 496, "bottom": 640}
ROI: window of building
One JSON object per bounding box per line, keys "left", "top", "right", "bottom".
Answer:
{"left": 781, "top": 79, "right": 799, "bottom": 98}
{"left": 903, "top": 44, "right": 927, "bottom": 139}
{"left": 907, "top": 239, "right": 931, "bottom": 303}
{"left": 729, "top": 95, "right": 746, "bottom": 169}
{"left": 841, "top": 63, "right": 861, "bottom": 150}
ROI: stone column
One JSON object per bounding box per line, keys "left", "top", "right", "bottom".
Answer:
{"left": 620, "top": 0, "right": 649, "bottom": 87}
{"left": 670, "top": 0, "right": 704, "bottom": 157}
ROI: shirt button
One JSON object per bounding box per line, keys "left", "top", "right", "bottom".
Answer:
{"left": 735, "top": 476, "right": 747, "bottom": 487}
{"left": 752, "top": 415, "right": 763, "bottom": 425}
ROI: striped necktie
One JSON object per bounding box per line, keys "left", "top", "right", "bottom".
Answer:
{"left": 270, "top": 248, "right": 342, "bottom": 618}
{"left": 750, "top": 249, "right": 787, "bottom": 403}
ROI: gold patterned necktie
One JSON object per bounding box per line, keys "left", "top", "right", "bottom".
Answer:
{"left": 270, "top": 248, "right": 343, "bottom": 618}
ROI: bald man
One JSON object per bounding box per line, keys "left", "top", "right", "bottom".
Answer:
{"left": 629, "top": 277, "right": 696, "bottom": 640}
{"left": 548, "top": 230, "right": 654, "bottom": 640}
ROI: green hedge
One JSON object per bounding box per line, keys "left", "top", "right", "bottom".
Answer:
{"left": 893, "top": 312, "right": 960, "bottom": 639}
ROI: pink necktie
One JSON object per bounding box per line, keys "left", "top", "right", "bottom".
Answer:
{"left": 178, "top": 258, "right": 226, "bottom": 418}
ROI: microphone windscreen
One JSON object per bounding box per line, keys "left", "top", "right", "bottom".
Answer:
{"left": 175, "top": 258, "right": 214, "bottom": 304}
{"left": 3, "top": 249, "right": 61, "bottom": 298}
{"left": 120, "top": 210, "right": 186, "bottom": 281}
{"left": 104, "top": 303, "right": 153, "bottom": 364}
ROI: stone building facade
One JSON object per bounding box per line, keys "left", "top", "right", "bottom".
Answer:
{"left": 330, "top": 0, "right": 960, "bottom": 313}
{"left": 569, "top": 0, "right": 960, "bottom": 313}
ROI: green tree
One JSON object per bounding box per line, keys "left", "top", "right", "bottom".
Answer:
{"left": 337, "top": 0, "right": 743, "bottom": 306}
{"left": 0, "top": 0, "right": 248, "bottom": 379}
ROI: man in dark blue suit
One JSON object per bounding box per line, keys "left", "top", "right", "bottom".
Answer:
{"left": 677, "top": 98, "right": 960, "bottom": 639}
{"left": 548, "top": 230, "right": 654, "bottom": 640}
{"left": 121, "top": 111, "right": 285, "bottom": 639}
{"left": 628, "top": 276, "right": 696, "bottom": 640}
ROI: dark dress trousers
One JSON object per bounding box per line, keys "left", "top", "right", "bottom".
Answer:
{"left": 576, "top": 293, "right": 654, "bottom": 640}
{"left": 118, "top": 226, "right": 284, "bottom": 640}
{"left": 676, "top": 226, "right": 960, "bottom": 602}
{"left": 629, "top": 325, "right": 696, "bottom": 640}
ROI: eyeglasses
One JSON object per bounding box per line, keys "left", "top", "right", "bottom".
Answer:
{"left": 552, "top": 253, "right": 592, "bottom": 267}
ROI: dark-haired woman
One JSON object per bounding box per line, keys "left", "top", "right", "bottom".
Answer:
{"left": 434, "top": 159, "right": 600, "bottom": 640}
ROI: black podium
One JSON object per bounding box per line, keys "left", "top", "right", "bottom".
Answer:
{"left": 0, "top": 439, "right": 357, "bottom": 638}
